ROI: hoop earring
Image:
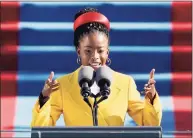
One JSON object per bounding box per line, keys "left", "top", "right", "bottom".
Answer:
{"left": 77, "top": 56, "right": 81, "bottom": 65}
{"left": 106, "top": 58, "right": 111, "bottom": 66}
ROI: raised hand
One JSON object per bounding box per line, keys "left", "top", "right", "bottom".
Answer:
{"left": 42, "top": 71, "right": 60, "bottom": 97}
{"left": 144, "top": 69, "right": 156, "bottom": 101}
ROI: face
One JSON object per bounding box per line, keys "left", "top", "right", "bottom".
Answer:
{"left": 77, "top": 31, "right": 109, "bottom": 70}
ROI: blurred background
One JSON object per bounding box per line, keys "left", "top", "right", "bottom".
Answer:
{"left": 1, "top": 1, "right": 192, "bottom": 138}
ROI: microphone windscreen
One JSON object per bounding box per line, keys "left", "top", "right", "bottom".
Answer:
{"left": 78, "top": 66, "right": 95, "bottom": 87}
{"left": 96, "top": 66, "right": 113, "bottom": 87}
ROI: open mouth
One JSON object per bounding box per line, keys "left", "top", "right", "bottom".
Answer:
{"left": 89, "top": 63, "right": 101, "bottom": 70}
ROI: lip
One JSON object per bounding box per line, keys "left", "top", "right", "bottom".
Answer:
{"left": 89, "top": 63, "right": 101, "bottom": 70}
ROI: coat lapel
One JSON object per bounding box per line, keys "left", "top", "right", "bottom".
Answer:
{"left": 97, "top": 71, "right": 122, "bottom": 110}
{"left": 67, "top": 67, "right": 94, "bottom": 116}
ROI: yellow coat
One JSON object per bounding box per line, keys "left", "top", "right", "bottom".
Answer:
{"left": 31, "top": 67, "right": 162, "bottom": 127}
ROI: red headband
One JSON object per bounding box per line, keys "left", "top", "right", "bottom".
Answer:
{"left": 73, "top": 12, "right": 110, "bottom": 31}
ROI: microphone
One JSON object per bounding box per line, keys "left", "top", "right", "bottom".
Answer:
{"left": 95, "top": 66, "right": 113, "bottom": 104}
{"left": 78, "top": 66, "right": 95, "bottom": 107}
{"left": 78, "top": 66, "right": 97, "bottom": 126}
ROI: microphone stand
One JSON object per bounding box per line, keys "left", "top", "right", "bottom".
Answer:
{"left": 81, "top": 85, "right": 110, "bottom": 126}
{"left": 82, "top": 96, "right": 98, "bottom": 126}
{"left": 80, "top": 83, "right": 96, "bottom": 126}
{"left": 93, "top": 104, "right": 98, "bottom": 126}
{"left": 90, "top": 90, "right": 109, "bottom": 126}
{"left": 83, "top": 97, "right": 95, "bottom": 125}
{"left": 90, "top": 93, "right": 100, "bottom": 126}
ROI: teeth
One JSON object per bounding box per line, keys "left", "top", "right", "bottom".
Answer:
{"left": 91, "top": 64, "right": 98, "bottom": 66}
{"left": 90, "top": 63, "right": 100, "bottom": 66}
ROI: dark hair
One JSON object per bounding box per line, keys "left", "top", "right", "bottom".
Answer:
{"left": 73, "top": 7, "right": 110, "bottom": 49}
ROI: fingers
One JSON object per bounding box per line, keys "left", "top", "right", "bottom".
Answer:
{"left": 48, "top": 71, "right": 54, "bottom": 82}
{"left": 51, "top": 87, "right": 60, "bottom": 92}
{"left": 149, "top": 68, "right": 155, "bottom": 79}
{"left": 46, "top": 79, "right": 59, "bottom": 86}
{"left": 141, "top": 68, "right": 156, "bottom": 93}
{"left": 50, "top": 80, "right": 60, "bottom": 89}
{"left": 50, "top": 80, "right": 60, "bottom": 92}
{"left": 43, "top": 72, "right": 60, "bottom": 94}
{"left": 144, "top": 80, "right": 156, "bottom": 87}
{"left": 145, "top": 91, "right": 153, "bottom": 99}
{"left": 46, "top": 80, "right": 60, "bottom": 90}
{"left": 52, "top": 79, "right": 58, "bottom": 86}
{"left": 144, "top": 87, "right": 151, "bottom": 91}
{"left": 141, "top": 70, "right": 156, "bottom": 96}
{"left": 142, "top": 82, "right": 155, "bottom": 94}
{"left": 144, "top": 84, "right": 152, "bottom": 94}
{"left": 144, "top": 84, "right": 149, "bottom": 87}
{"left": 148, "top": 79, "right": 156, "bottom": 85}
{"left": 46, "top": 71, "right": 56, "bottom": 86}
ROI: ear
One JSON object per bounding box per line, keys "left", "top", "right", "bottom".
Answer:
{"left": 107, "top": 48, "right": 110, "bottom": 56}
{"left": 76, "top": 46, "right": 80, "bottom": 56}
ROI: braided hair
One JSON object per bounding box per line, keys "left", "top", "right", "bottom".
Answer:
{"left": 73, "top": 7, "right": 110, "bottom": 49}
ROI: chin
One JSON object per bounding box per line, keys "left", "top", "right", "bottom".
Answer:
{"left": 90, "top": 65, "right": 100, "bottom": 70}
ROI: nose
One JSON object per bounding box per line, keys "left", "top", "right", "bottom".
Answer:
{"left": 91, "top": 50, "right": 99, "bottom": 60}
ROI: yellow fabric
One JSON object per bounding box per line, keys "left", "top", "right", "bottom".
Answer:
{"left": 31, "top": 67, "right": 162, "bottom": 127}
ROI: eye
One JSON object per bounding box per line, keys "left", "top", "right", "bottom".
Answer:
{"left": 98, "top": 49, "right": 105, "bottom": 53}
{"left": 85, "top": 49, "right": 91, "bottom": 54}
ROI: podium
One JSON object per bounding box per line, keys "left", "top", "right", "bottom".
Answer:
{"left": 31, "top": 126, "right": 162, "bottom": 138}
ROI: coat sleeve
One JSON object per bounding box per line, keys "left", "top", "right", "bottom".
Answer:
{"left": 127, "top": 76, "right": 162, "bottom": 126}
{"left": 31, "top": 82, "right": 63, "bottom": 127}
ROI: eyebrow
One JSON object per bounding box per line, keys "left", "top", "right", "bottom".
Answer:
{"left": 85, "top": 46, "right": 92, "bottom": 48}
{"left": 85, "top": 46, "right": 105, "bottom": 48}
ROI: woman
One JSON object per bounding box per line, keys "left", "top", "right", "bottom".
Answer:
{"left": 31, "top": 7, "right": 162, "bottom": 127}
